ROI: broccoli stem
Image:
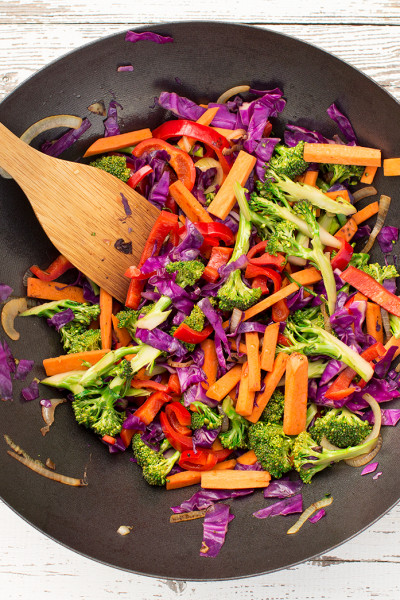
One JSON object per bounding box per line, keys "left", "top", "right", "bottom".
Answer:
{"left": 79, "top": 346, "right": 139, "bottom": 387}
{"left": 135, "top": 296, "right": 172, "bottom": 331}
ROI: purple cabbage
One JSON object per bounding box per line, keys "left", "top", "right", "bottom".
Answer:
{"left": 21, "top": 380, "right": 39, "bottom": 402}
{"left": 117, "top": 65, "right": 134, "bottom": 72}
{"left": 147, "top": 170, "right": 170, "bottom": 209}
{"left": 122, "top": 413, "right": 147, "bottom": 431}
{"left": 374, "top": 345, "right": 397, "bottom": 378}
{"left": 125, "top": 30, "right": 173, "bottom": 44}
{"left": 0, "top": 284, "right": 12, "bottom": 302}
{"left": 284, "top": 124, "right": 331, "bottom": 147}
{"left": 104, "top": 100, "right": 121, "bottom": 137}
{"left": 377, "top": 226, "right": 399, "bottom": 254}
{"left": 198, "top": 297, "right": 230, "bottom": 373}
{"left": 346, "top": 377, "right": 400, "bottom": 411}
{"left": 158, "top": 92, "right": 204, "bottom": 121}
{"left": 326, "top": 103, "right": 357, "bottom": 144}
{"left": 320, "top": 359, "right": 346, "bottom": 386}
{"left": 362, "top": 408, "right": 400, "bottom": 426}
{"left": 183, "top": 382, "right": 218, "bottom": 408}
{"left": 352, "top": 224, "right": 372, "bottom": 242}
{"left": 46, "top": 308, "right": 75, "bottom": 331}
{"left": 14, "top": 359, "right": 34, "bottom": 381}
{"left": 171, "top": 488, "right": 253, "bottom": 513}
{"left": 253, "top": 494, "right": 303, "bottom": 519}
{"left": 263, "top": 477, "right": 303, "bottom": 499}
{"left": 170, "top": 219, "right": 204, "bottom": 262}
{"left": 309, "top": 508, "right": 326, "bottom": 523}
{"left": 134, "top": 327, "right": 187, "bottom": 360}
{"left": 237, "top": 321, "right": 267, "bottom": 334}
{"left": 82, "top": 279, "right": 100, "bottom": 304}
{"left": 234, "top": 461, "right": 263, "bottom": 471}
{"left": 41, "top": 118, "right": 91, "bottom": 157}
{"left": 0, "top": 340, "right": 13, "bottom": 401}
{"left": 120, "top": 193, "right": 132, "bottom": 216}
{"left": 3, "top": 339, "right": 16, "bottom": 373}
{"left": 200, "top": 503, "right": 234, "bottom": 558}
{"left": 176, "top": 364, "right": 207, "bottom": 393}
{"left": 361, "top": 462, "right": 378, "bottom": 476}
{"left": 192, "top": 427, "right": 220, "bottom": 449}
{"left": 148, "top": 272, "right": 194, "bottom": 315}
{"left": 383, "top": 278, "right": 397, "bottom": 294}
{"left": 107, "top": 435, "right": 128, "bottom": 454}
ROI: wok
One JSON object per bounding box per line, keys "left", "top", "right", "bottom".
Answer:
{"left": 0, "top": 22, "right": 399, "bottom": 580}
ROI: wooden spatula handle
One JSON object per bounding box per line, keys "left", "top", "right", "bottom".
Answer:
{"left": 0, "top": 122, "right": 50, "bottom": 182}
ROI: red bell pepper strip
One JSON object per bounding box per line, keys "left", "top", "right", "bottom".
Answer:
{"left": 193, "top": 222, "right": 235, "bottom": 246}
{"left": 277, "top": 332, "right": 292, "bottom": 347}
{"left": 167, "top": 373, "right": 181, "bottom": 395}
{"left": 160, "top": 411, "right": 193, "bottom": 452}
{"left": 330, "top": 238, "right": 354, "bottom": 271}
{"left": 246, "top": 241, "right": 286, "bottom": 272}
{"left": 272, "top": 298, "right": 290, "bottom": 322}
{"left": 251, "top": 275, "right": 269, "bottom": 295}
{"left": 133, "top": 391, "right": 172, "bottom": 426}
{"left": 173, "top": 323, "right": 213, "bottom": 344}
{"left": 165, "top": 402, "right": 192, "bottom": 436}
{"left": 133, "top": 138, "right": 196, "bottom": 191}
{"left": 30, "top": 255, "right": 74, "bottom": 281}
{"left": 120, "top": 428, "right": 134, "bottom": 448}
{"left": 127, "top": 165, "right": 153, "bottom": 189}
{"left": 202, "top": 246, "right": 233, "bottom": 283}
{"left": 152, "top": 120, "right": 231, "bottom": 175}
{"left": 102, "top": 434, "right": 116, "bottom": 445}
{"left": 131, "top": 380, "right": 169, "bottom": 392}
{"left": 263, "top": 121, "right": 273, "bottom": 137}
{"left": 341, "top": 266, "right": 400, "bottom": 317}
{"left": 245, "top": 264, "right": 282, "bottom": 293}
{"left": 178, "top": 449, "right": 218, "bottom": 471}
{"left": 212, "top": 448, "right": 233, "bottom": 462}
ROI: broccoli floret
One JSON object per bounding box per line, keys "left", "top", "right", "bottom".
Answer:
{"left": 359, "top": 262, "right": 399, "bottom": 285}
{"left": 292, "top": 430, "right": 379, "bottom": 483}
{"left": 41, "top": 370, "right": 86, "bottom": 395}
{"left": 321, "top": 163, "right": 364, "bottom": 187}
{"left": 132, "top": 433, "right": 180, "bottom": 486}
{"left": 309, "top": 407, "right": 372, "bottom": 448}
{"left": 349, "top": 252, "right": 370, "bottom": 269}
{"left": 218, "top": 396, "right": 249, "bottom": 450}
{"left": 265, "top": 141, "right": 309, "bottom": 180}
{"left": 165, "top": 260, "right": 205, "bottom": 288}
{"left": 389, "top": 314, "right": 400, "bottom": 338}
{"left": 190, "top": 401, "right": 223, "bottom": 430}
{"left": 260, "top": 390, "right": 285, "bottom": 425}
{"left": 248, "top": 422, "right": 293, "bottom": 479}
{"left": 21, "top": 299, "right": 100, "bottom": 326}
{"left": 90, "top": 155, "right": 130, "bottom": 182}
{"left": 116, "top": 308, "right": 140, "bottom": 336}
{"left": 184, "top": 305, "right": 205, "bottom": 332}
{"left": 64, "top": 327, "right": 102, "bottom": 354}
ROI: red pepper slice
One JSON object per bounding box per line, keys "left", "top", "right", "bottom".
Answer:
{"left": 178, "top": 449, "right": 218, "bottom": 471}
{"left": 247, "top": 241, "right": 286, "bottom": 272}
{"left": 167, "top": 373, "right": 181, "bottom": 395}
{"left": 133, "top": 137, "right": 196, "bottom": 191}
{"left": 30, "top": 255, "right": 74, "bottom": 281}
{"left": 133, "top": 391, "right": 172, "bottom": 426}
{"left": 245, "top": 264, "right": 282, "bottom": 293}
{"left": 341, "top": 266, "right": 400, "bottom": 317}
{"left": 131, "top": 380, "right": 169, "bottom": 392}
{"left": 102, "top": 434, "right": 116, "bottom": 445}
{"left": 330, "top": 238, "right": 354, "bottom": 271}
{"left": 272, "top": 298, "right": 290, "bottom": 322}
{"left": 250, "top": 275, "right": 269, "bottom": 295}
{"left": 277, "top": 332, "right": 291, "bottom": 347}
{"left": 202, "top": 246, "right": 233, "bottom": 283}
{"left": 152, "top": 120, "right": 231, "bottom": 175}
{"left": 120, "top": 428, "right": 135, "bottom": 448}
{"left": 127, "top": 165, "right": 153, "bottom": 189}
{"left": 160, "top": 411, "right": 193, "bottom": 452}
{"left": 173, "top": 323, "right": 213, "bottom": 344}
{"left": 165, "top": 401, "right": 192, "bottom": 436}
{"left": 212, "top": 448, "right": 233, "bottom": 462}
{"left": 194, "top": 222, "right": 235, "bottom": 246}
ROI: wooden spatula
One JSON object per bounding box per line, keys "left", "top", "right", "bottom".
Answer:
{"left": 0, "top": 122, "right": 160, "bottom": 302}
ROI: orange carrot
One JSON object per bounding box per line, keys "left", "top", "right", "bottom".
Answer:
{"left": 352, "top": 201, "right": 379, "bottom": 225}
{"left": 334, "top": 218, "right": 358, "bottom": 243}
{"left": 235, "top": 362, "right": 255, "bottom": 417}
{"left": 303, "top": 143, "right": 381, "bottom": 167}
{"left": 111, "top": 314, "right": 132, "bottom": 346}
{"left": 361, "top": 166, "right": 378, "bottom": 184}
{"left": 201, "top": 469, "right": 270, "bottom": 489}
{"left": 230, "top": 339, "right": 248, "bottom": 354}
{"left": 206, "top": 364, "right": 242, "bottom": 402}
{"left": 43, "top": 349, "right": 108, "bottom": 376}
{"left": 245, "top": 332, "right": 261, "bottom": 392}
{"left": 201, "top": 339, "right": 218, "bottom": 389}
{"left": 27, "top": 277, "right": 85, "bottom": 303}
{"left": 208, "top": 151, "right": 257, "bottom": 220}
{"left": 166, "top": 459, "right": 236, "bottom": 490}
{"left": 177, "top": 107, "right": 219, "bottom": 152}
{"left": 303, "top": 170, "right": 318, "bottom": 186}
{"left": 325, "top": 189, "right": 351, "bottom": 203}
{"left": 236, "top": 450, "right": 258, "bottom": 466}
{"left": 99, "top": 288, "right": 113, "bottom": 350}
{"left": 83, "top": 129, "right": 152, "bottom": 157}
{"left": 353, "top": 292, "right": 368, "bottom": 302}
{"left": 169, "top": 180, "right": 213, "bottom": 223}
{"left": 260, "top": 322, "right": 280, "bottom": 372}
{"left": 366, "top": 303, "right": 384, "bottom": 344}
{"left": 283, "top": 353, "right": 308, "bottom": 436}
{"left": 383, "top": 158, "right": 400, "bottom": 176}
{"left": 247, "top": 353, "right": 289, "bottom": 423}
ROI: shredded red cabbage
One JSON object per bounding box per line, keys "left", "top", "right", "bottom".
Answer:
{"left": 326, "top": 103, "right": 357, "bottom": 145}
{"left": 171, "top": 488, "right": 253, "bottom": 513}
{"left": 14, "top": 359, "right": 34, "bottom": 381}
{"left": 192, "top": 426, "right": 220, "bottom": 450}
{"left": 104, "top": 100, "right": 122, "bottom": 137}
{"left": 0, "top": 284, "right": 12, "bottom": 302}
{"left": 377, "top": 226, "right": 399, "bottom": 254}
{"left": 308, "top": 508, "right": 326, "bottom": 523}
{"left": 253, "top": 493, "right": 303, "bottom": 519}
{"left": 263, "top": 477, "right": 303, "bottom": 498}
{"left": 47, "top": 308, "right": 75, "bottom": 331}
{"left": 200, "top": 503, "right": 234, "bottom": 558}
{"left": 41, "top": 118, "right": 91, "bottom": 157}
{"left": 176, "top": 364, "right": 207, "bottom": 393}
{"left": 362, "top": 408, "right": 400, "bottom": 426}
{"left": 21, "top": 379, "right": 39, "bottom": 402}
{"left": 361, "top": 462, "right": 379, "bottom": 476}
{"left": 125, "top": 31, "right": 173, "bottom": 44}
{"left": 0, "top": 340, "right": 13, "bottom": 401}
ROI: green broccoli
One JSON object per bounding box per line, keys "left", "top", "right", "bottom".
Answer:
{"left": 116, "top": 304, "right": 156, "bottom": 337}
{"left": 248, "top": 422, "right": 294, "bottom": 479}
{"left": 265, "top": 141, "right": 309, "bottom": 180}
{"left": 218, "top": 396, "right": 249, "bottom": 450}
{"left": 170, "top": 305, "right": 206, "bottom": 352}
{"left": 321, "top": 163, "right": 364, "bottom": 187}
{"left": 165, "top": 260, "right": 205, "bottom": 288}
{"left": 359, "top": 262, "right": 399, "bottom": 285}
{"left": 40, "top": 370, "right": 86, "bottom": 395}
{"left": 260, "top": 390, "right": 285, "bottom": 425}
{"left": 20, "top": 299, "right": 100, "bottom": 326}
{"left": 60, "top": 325, "right": 102, "bottom": 354}
{"left": 90, "top": 155, "right": 131, "bottom": 182}
{"left": 132, "top": 433, "right": 180, "bottom": 486}
{"left": 292, "top": 430, "right": 379, "bottom": 483}
{"left": 349, "top": 252, "right": 370, "bottom": 269}
{"left": 190, "top": 401, "right": 223, "bottom": 430}
{"left": 309, "top": 407, "right": 372, "bottom": 448}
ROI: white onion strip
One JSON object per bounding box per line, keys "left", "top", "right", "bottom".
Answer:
{"left": 362, "top": 195, "right": 391, "bottom": 254}
{"left": 352, "top": 186, "right": 377, "bottom": 203}
{"left": 41, "top": 399, "right": 66, "bottom": 436}
{"left": 287, "top": 496, "right": 333, "bottom": 535}
{"left": 1, "top": 297, "right": 28, "bottom": 340}
{"left": 217, "top": 85, "right": 250, "bottom": 104}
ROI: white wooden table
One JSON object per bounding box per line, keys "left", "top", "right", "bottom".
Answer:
{"left": 1, "top": 1, "right": 400, "bottom": 598}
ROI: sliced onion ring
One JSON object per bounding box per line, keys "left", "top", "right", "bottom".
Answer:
{"left": 380, "top": 308, "right": 392, "bottom": 344}
{"left": 1, "top": 297, "right": 27, "bottom": 340}
{"left": 230, "top": 307, "right": 244, "bottom": 333}
{"left": 217, "top": 85, "right": 250, "bottom": 104}
{"left": 362, "top": 195, "right": 391, "bottom": 254}
{"left": 344, "top": 434, "right": 383, "bottom": 467}
{"left": 352, "top": 186, "right": 377, "bottom": 203}
{"left": 0, "top": 114, "right": 83, "bottom": 179}
{"left": 88, "top": 101, "right": 106, "bottom": 116}
{"left": 167, "top": 359, "right": 193, "bottom": 368}
{"left": 195, "top": 157, "right": 224, "bottom": 193}
{"left": 41, "top": 398, "right": 67, "bottom": 436}
{"left": 287, "top": 496, "right": 333, "bottom": 535}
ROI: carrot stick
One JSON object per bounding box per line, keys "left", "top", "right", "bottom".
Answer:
{"left": 303, "top": 143, "right": 381, "bottom": 167}
{"left": 366, "top": 302, "right": 384, "bottom": 344}
{"left": 236, "top": 450, "right": 258, "bottom": 466}
{"left": 235, "top": 363, "right": 255, "bottom": 417}
{"left": 283, "top": 353, "right": 308, "bottom": 436}
{"left": 166, "top": 459, "right": 237, "bottom": 490}
{"left": 99, "top": 288, "right": 113, "bottom": 350}
{"left": 201, "top": 339, "right": 218, "bottom": 389}
{"left": 361, "top": 166, "right": 378, "bottom": 184}
{"left": 177, "top": 107, "right": 219, "bottom": 152}
{"left": 169, "top": 180, "right": 213, "bottom": 223}
{"left": 201, "top": 469, "right": 270, "bottom": 489}
{"left": 303, "top": 170, "right": 318, "bottom": 186}
{"left": 383, "top": 158, "right": 400, "bottom": 176}
{"left": 352, "top": 201, "right": 379, "bottom": 225}
{"left": 334, "top": 218, "right": 358, "bottom": 243}
{"left": 27, "top": 277, "right": 85, "bottom": 303}
{"left": 111, "top": 314, "right": 132, "bottom": 346}
{"left": 83, "top": 128, "right": 152, "bottom": 157}
{"left": 245, "top": 332, "right": 261, "bottom": 392}
{"left": 230, "top": 339, "right": 248, "bottom": 354}
{"left": 206, "top": 364, "right": 242, "bottom": 402}
{"left": 43, "top": 349, "right": 108, "bottom": 376}
{"left": 208, "top": 151, "right": 257, "bottom": 220}
{"left": 325, "top": 189, "right": 351, "bottom": 203}
{"left": 247, "top": 353, "right": 289, "bottom": 423}
{"left": 260, "top": 322, "right": 280, "bottom": 372}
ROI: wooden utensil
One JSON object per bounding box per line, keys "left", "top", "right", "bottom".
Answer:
{"left": 0, "top": 122, "right": 159, "bottom": 302}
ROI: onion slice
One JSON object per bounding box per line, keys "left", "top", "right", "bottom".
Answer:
{"left": 167, "top": 359, "right": 193, "bottom": 368}
{"left": 362, "top": 195, "right": 391, "bottom": 253}
{"left": 287, "top": 496, "right": 333, "bottom": 534}
{"left": 88, "top": 101, "right": 106, "bottom": 116}
{"left": 1, "top": 297, "right": 27, "bottom": 340}
{"left": 380, "top": 308, "right": 392, "bottom": 344}
{"left": 230, "top": 307, "right": 244, "bottom": 333}
{"left": 195, "top": 157, "right": 224, "bottom": 193}
{"left": 352, "top": 186, "right": 377, "bottom": 203}
{"left": 170, "top": 509, "right": 208, "bottom": 523}
{"left": 217, "top": 85, "right": 250, "bottom": 104}
{"left": 41, "top": 398, "right": 66, "bottom": 436}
